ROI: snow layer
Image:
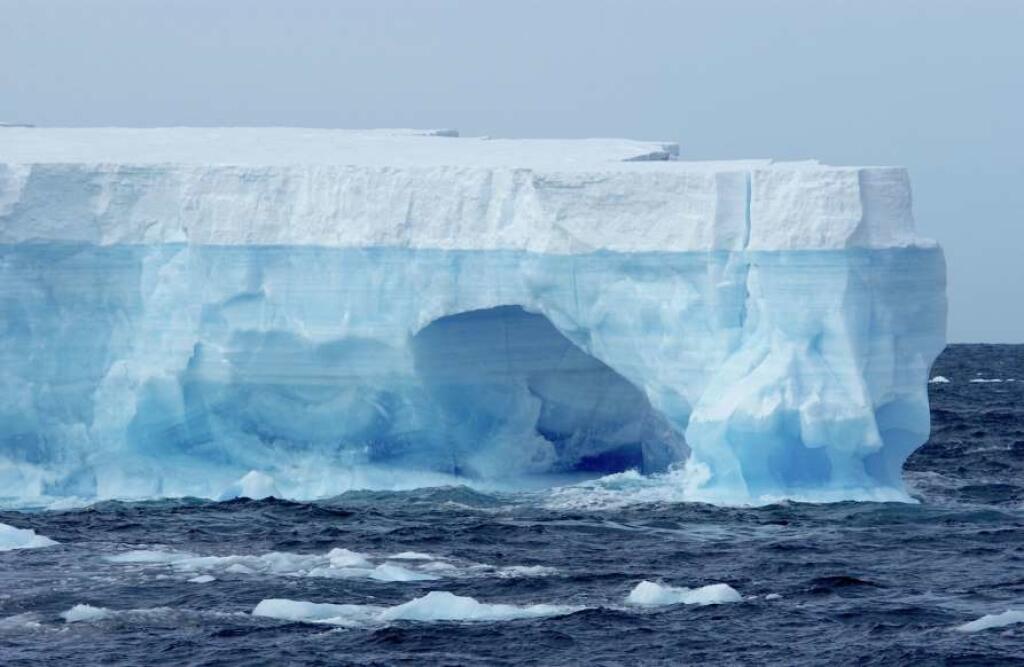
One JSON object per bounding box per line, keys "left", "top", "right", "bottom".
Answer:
{"left": 0, "top": 127, "right": 925, "bottom": 252}
{"left": 0, "top": 128, "right": 947, "bottom": 505}
{"left": 0, "top": 523, "right": 57, "bottom": 551}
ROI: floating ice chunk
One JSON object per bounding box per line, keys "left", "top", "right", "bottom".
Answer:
{"left": 254, "top": 592, "right": 581, "bottom": 626}
{"left": 389, "top": 551, "right": 435, "bottom": 560}
{"left": 0, "top": 523, "right": 57, "bottom": 552}
{"left": 328, "top": 548, "right": 373, "bottom": 568}
{"left": 956, "top": 609, "right": 1024, "bottom": 632}
{"left": 969, "top": 378, "right": 1003, "bottom": 384}
{"left": 218, "top": 471, "right": 280, "bottom": 501}
{"left": 369, "top": 563, "right": 440, "bottom": 582}
{"left": 188, "top": 575, "right": 216, "bottom": 583}
{"left": 765, "top": 593, "right": 782, "bottom": 600}
{"left": 252, "top": 599, "right": 383, "bottom": 627}
{"left": 61, "top": 604, "right": 111, "bottom": 623}
{"left": 929, "top": 376, "right": 950, "bottom": 384}
{"left": 380, "top": 591, "right": 581, "bottom": 622}
{"left": 625, "top": 580, "right": 742, "bottom": 606}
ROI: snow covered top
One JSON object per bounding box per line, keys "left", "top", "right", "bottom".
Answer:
{"left": 0, "top": 127, "right": 930, "bottom": 252}
{"left": 0, "top": 127, "right": 687, "bottom": 169}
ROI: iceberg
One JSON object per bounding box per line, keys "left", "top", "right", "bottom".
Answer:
{"left": 0, "top": 128, "right": 946, "bottom": 504}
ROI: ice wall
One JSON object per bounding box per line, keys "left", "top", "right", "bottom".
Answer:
{"left": 0, "top": 128, "right": 946, "bottom": 505}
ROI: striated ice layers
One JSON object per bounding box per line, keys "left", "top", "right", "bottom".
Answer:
{"left": 0, "top": 128, "right": 946, "bottom": 505}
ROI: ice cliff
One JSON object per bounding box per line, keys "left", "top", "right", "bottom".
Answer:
{"left": 0, "top": 128, "right": 946, "bottom": 504}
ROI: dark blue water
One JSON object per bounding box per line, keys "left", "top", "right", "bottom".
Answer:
{"left": 1, "top": 344, "right": 1022, "bottom": 666}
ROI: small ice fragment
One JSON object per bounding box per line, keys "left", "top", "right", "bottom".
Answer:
{"left": 626, "top": 580, "right": 742, "bottom": 606}
{"left": 928, "top": 376, "right": 950, "bottom": 384}
{"left": 61, "top": 604, "right": 110, "bottom": 623}
{"left": 379, "top": 591, "right": 581, "bottom": 622}
{"left": 188, "top": 575, "right": 216, "bottom": 583}
{"left": 253, "top": 592, "right": 582, "bottom": 625}
{"left": 0, "top": 523, "right": 57, "bottom": 552}
{"left": 252, "top": 599, "right": 381, "bottom": 627}
{"left": 956, "top": 609, "right": 1024, "bottom": 632}
{"left": 327, "top": 548, "right": 372, "bottom": 568}
{"left": 388, "top": 551, "right": 435, "bottom": 560}
{"left": 369, "top": 562, "right": 440, "bottom": 582}
{"left": 765, "top": 593, "right": 782, "bottom": 600}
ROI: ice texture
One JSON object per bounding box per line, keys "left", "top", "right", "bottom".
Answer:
{"left": 0, "top": 128, "right": 947, "bottom": 505}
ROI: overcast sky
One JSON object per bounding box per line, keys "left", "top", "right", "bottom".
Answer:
{"left": 1, "top": 0, "right": 1020, "bottom": 342}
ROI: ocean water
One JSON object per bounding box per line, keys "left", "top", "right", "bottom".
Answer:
{"left": 0, "top": 344, "right": 1021, "bottom": 666}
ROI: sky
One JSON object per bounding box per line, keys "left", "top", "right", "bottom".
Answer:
{"left": 1, "top": 0, "right": 1020, "bottom": 342}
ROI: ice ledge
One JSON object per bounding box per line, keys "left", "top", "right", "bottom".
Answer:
{"left": 0, "top": 127, "right": 930, "bottom": 252}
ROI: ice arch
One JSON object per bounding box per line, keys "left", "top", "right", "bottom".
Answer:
{"left": 410, "top": 306, "right": 688, "bottom": 478}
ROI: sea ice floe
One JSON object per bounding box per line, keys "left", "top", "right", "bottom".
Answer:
{"left": 388, "top": 551, "right": 434, "bottom": 560}
{"left": 0, "top": 522, "right": 57, "bottom": 552}
{"left": 61, "top": 604, "right": 111, "bottom": 623}
{"left": 253, "top": 591, "right": 582, "bottom": 626}
{"left": 104, "top": 546, "right": 555, "bottom": 583}
{"left": 625, "top": 580, "right": 742, "bottom": 607}
{"left": 956, "top": 609, "right": 1024, "bottom": 632}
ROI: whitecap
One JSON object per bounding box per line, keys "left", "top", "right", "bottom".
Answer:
{"left": 217, "top": 470, "right": 280, "bottom": 501}
{"left": 105, "top": 545, "right": 546, "bottom": 583}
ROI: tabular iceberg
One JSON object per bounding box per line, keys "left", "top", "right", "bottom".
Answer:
{"left": 0, "top": 128, "right": 946, "bottom": 505}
